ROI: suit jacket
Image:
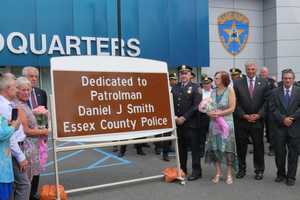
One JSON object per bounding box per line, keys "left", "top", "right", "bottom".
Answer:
{"left": 34, "top": 87, "right": 47, "bottom": 108}
{"left": 27, "top": 87, "right": 48, "bottom": 109}
{"left": 269, "top": 86, "right": 300, "bottom": 138}
{"left": 233, "top": 76, "right": 269, "bottom": 127}
{"left": 172, "top": 81, "right": 201, "bottom": 129}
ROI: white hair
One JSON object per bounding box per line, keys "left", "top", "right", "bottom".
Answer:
{"left": 16, "top": 76, "right": 31, "bottom": 88}
{"left": 0, "top": 76, "right": 15, "bottom": 92}
{"left": 22, "top": 66, "right": 39, "bottom": 76}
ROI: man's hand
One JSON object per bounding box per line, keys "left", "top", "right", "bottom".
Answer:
{"left": 251, "top": 114, "right": 260, "bottom": 121}
{"left": 283, "top": 117, "right": 294, "bottom": 127}
{"left": 243, "top": 114, "right": 256, "bottom": 123}
{"left": 19, "top": 159, "right": 28, "bottom": 172}
{"left": 175, "top": 116, "right": 186, "bottom": 125}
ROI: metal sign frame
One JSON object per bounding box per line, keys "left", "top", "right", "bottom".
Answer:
{"left": 49, "top": 56, "right": 184, "bottom": 199}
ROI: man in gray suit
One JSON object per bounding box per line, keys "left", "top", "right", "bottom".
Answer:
{"left": 234, "top": 62, "right": 269, "bottom": 180}
{"left": 269, "top": 68, "right": 300, "bottom": 186}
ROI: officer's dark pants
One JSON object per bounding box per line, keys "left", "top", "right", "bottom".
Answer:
{"left": 177, "top": 126, "right": 201, "bottom": 175}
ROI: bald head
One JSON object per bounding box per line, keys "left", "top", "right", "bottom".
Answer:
{"left": 260, "top": 67, "right": 269, "bottom": 79}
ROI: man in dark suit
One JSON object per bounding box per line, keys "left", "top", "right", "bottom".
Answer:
{"left": 269, "top": 68, "right": 300, "bottom": 186}
{"left": 22, "top": 66, "right": 47, "bottom": 109}
{"left": 172, "top": 65, "right": 202, "bottom": 181}
{"left": 234, "top": 62, "right": 269, "bottom": 180}
{"left": 22, "top": 66, "right": 48, "bottom": 200}
{"left": 260, "top": 67, "right": 277, "bottom": 156}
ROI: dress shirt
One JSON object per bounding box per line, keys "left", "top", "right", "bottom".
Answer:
{"left": 29, "top": 88, "right": 38, "bottom": 109}
{"left": 0, "top": 95, "right": 26, "bottom": 163}
{"left": 246, "top": 76, "right": 256, "bottom": 88}
{"left": 284, "top": 85, "right": 293, "bottom": 96}
{"left": 202, "top": 88, "right": 212, "bottom": 100}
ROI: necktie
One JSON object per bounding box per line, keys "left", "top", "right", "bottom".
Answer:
{"left": 31, "top": 89, "right": 38, "bottom": 109}
{"left": 283, "top": 89, "right": 290, "bottom": 108}
{"left": 249, "top": 79, "right": 254, "bottom": 98}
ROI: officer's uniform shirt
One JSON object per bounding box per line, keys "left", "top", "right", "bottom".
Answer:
{"left": 171, "top": 81, "right": 201, "bottom": 128}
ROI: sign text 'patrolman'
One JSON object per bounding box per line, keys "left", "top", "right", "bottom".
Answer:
{"left": 53, "top": 71, "right": 172, "bottom": 138}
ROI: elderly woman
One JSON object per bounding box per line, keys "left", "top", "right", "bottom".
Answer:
{"left": 0, "top": 114, "right": 20, "bottom": 200}
{"left": 14, "top": 77, "right": 48, "bottom": 197}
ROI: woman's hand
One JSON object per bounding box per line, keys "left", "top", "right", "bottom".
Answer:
{"left": 39, "top": 128, "right": 49, "bottom": 136}
{"left": 10, "top": 119, "right": 21, "bottom": 129}
{"left": 207, "top": 110, "right": 222, "bottom": 118}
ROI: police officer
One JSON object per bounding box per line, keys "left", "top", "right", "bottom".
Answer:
{"left": 197, "top": 76, "right": 212, "bottom": 157}
{"left": 172, "top": 65, "right": 202, "bottom": 181}
{"left": 260, "top": 67, "right": 277, "bottom": 156}
{"left": 230, "top": 67, "right": 243, "bottom": 82}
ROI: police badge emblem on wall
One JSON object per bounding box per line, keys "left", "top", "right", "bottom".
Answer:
{"left": 218, "top": 11, "right": 249, "bottom": 56}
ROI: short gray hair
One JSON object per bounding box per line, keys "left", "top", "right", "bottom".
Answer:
{"left": 16, "top": 76, "right": 32, "bottom": 88}
{"left": 245, "top": 61, "right": 257, "bottom": 69}
{"left": 22, "top": 66, "right": 39, "bottom": 76}
{"left": 281, "top": 68, "right": 295, "bottom": 79}
{"left": 2, "top": 72, "right": 16, "bottom": 80}
{"left": 0, "top": 76, "right": 15, "bottom": 92}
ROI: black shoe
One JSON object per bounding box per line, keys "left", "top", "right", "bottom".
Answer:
{"left": 162, "top": 154, "right": 170, "bottom": 162}
{"left": 30, "top": 194, "right": 39, "bottom": 200}
{"left": 275, "top": 176, "right": 285, "bottom": 183}
{"left": 137, "top": 149, "right": 146, "bottom": 155}
{"left": 286, "top": 178, "right": 295, "bottom": 186}
{"left": 236, "top": 171, "right": 246, "bottom": 179}
{"left": 255, "top": 173, "right": 264, "bottom": 180}
{"left": 187, "top": 173, "right": 202, "bottom": 181}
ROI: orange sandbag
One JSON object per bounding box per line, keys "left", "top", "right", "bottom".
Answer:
{"left": 40, "top": 184, "right": 68, "bottom": 200}
{"left": 163, "top": 167, "right": 185, "bottom": 182}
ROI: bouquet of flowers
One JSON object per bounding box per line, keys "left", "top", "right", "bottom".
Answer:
{"left": 32, "top": 106, "right": 49, "bottom": 168}
{"left": 198, "top": 97, "right": 229, "bottom": 139}
{"left": 198, "top": 97, "right": 215, "bottom": 113}
{"left": 32, "top": 106, "right": 48, "bottom": 129}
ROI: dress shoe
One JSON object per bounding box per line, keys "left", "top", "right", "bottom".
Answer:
{"left": 236, "top": 171, "right": 246, "bottom": 179}
{"left": 275, "top": 176, "right": 285, "bottom": 183}
{"left": 254, "top": 173, "right": 263, "bottom": 180}
{"left": 187, "top": 173, "right": 201, "bottom": 181}
{"left": 286, "top": 178, "right": 295, "bottom": 186}
{"left": 162, "top": 154, "right": 170, "bottom": 162}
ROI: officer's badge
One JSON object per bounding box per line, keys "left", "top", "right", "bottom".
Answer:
{"left": 218, "top": 11, "right": 249, "bottom": 56}
{"left": 187, "top": 87, "right": 192, "bottom": 94}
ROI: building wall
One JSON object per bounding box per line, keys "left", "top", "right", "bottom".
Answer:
{"left": 263, "top": 0, "right": 277, "bottom": 78}
{"left": 203, "top": 0, "right": 264, "bottom": 77}
{"left": 204, "top": 0, "right": 300, "bottom": 81}
{"left": 276, "top": 0, "right": 300, "bottom": 80}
